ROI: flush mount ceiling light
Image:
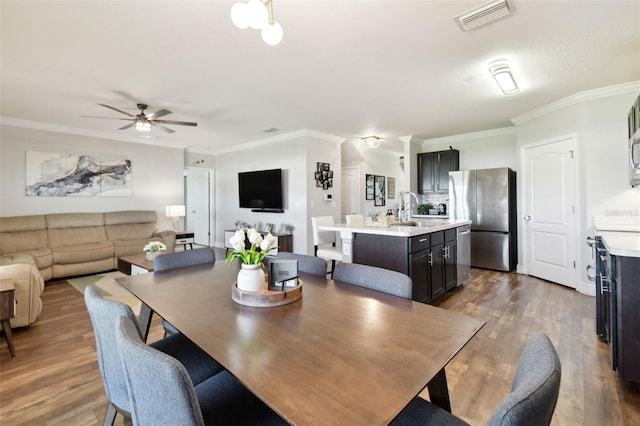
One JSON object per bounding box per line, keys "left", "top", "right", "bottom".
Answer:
{"left": 362, "top": 136, "right": 381, "bottom": 148}
{"left": 231, "top": 0, "right": 283, "bottom": 46}
{"left": 489, "top": 61, "right": 520, "bottom": 95}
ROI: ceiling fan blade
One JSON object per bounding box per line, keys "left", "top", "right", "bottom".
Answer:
{"left": 81, "top": 115, "right": 132, "bottom": 121}
{"left": 153, "top": 119, "right": 198, "bottom": 127}
{"left": 152, "top": 123, "right": 175, "bottom": 134}
{"left": 98, "top": 103, "right": 134, "bottom": 117}
{"left": 118, "top": 122, "right": 136, "bottom": 131}
{"left": 148, "top": 109, "right": 172, "bottom": 119}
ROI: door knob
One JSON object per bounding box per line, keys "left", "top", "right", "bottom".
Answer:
{"left": 524, "top": 215, "right": 531, "bottom": 221}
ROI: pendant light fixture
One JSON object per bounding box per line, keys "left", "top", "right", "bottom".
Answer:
{"left": 231, "top": 0, "right": 283, "bottom": 46}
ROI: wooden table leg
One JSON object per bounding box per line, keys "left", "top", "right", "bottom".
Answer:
{"left": 1, "top": 319, "right": 16, "bottom": 357}
{"left": 427, "top": 368, "right": 451, "bottom": 412}
{"left": 138, "top": 303, "right": 153, "bottom": 343}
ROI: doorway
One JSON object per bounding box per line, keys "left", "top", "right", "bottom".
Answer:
{"left": 184, "top": 168, "right": 214, "bottom": 246}
{"left": 521, "top": 135, "right": 577, "bottom": 288}
{"left": 341, "top": 166, "right": 360, "bottom": 222}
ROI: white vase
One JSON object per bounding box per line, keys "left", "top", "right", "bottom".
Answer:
{"left": 237, "top": 263, "right": 265, "bottom": 293}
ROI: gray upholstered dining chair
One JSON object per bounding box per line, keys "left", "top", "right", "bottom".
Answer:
{"left": 154, "top": 247, "right": 216, "bottom": 272}
{"left": 311, "top": 216, "right": 343, "bottom": 277}
{"left": 391, "top": 333, "right": 561, "bottom": 426}
{"left": 263, "top": 252, "right": 328, "bottom": 277}
{"left": 332, "top": 262, "right": 413, "bottom": 299}
{"left": 153, "top": 247, "right": 216, "bottom": 335}
{"left": 115, "top": 315, "right": 287, "bottom": 426}
{"left": 84, "top": 285, "right": 223, "bottom": 425}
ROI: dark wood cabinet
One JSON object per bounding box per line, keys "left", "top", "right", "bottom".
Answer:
{"left": 610, "top": 253, "right": 640, "bottom": 383}
{"left": 408, "top": 234, "right": 431, "bottom": 303}
{"left": 444, "top": 229, "right": 457, "bottom": 291}
{"left": 224, "top": 230, "right": 293, "bottom": 253}
{"left": 418, "top": 149, "right": 460, "bottom": 194}
{"left": 352, "top": 229, "right": 459, "bottom": 304}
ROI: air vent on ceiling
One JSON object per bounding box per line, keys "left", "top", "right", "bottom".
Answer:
{"left": 454, "top": 0, "right": 514, "bottom": 32}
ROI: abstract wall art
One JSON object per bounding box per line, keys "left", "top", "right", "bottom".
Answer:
{"left": 25, "top": 151, "right": 132, "bottom": 197}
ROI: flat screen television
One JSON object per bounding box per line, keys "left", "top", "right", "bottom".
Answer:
{"left": 238, "top": 168, "right": 284, "bottom": 212}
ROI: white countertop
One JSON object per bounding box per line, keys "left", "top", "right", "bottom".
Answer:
{"left": 320, "top": 219, "right": 471, "bottom": 237}
{"left": 596, "top": 230, "right": 640, "bottom": 258}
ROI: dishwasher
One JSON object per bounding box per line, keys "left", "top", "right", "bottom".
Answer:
{"left": 456, "top": 224, "right": 471, "bottom": 285}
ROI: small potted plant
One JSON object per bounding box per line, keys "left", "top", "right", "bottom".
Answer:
{"left": 284, "top": 223, "right": 294, "bottom": 234}
{"left": 143, "top": 241, "right": 167, "bottom": 261}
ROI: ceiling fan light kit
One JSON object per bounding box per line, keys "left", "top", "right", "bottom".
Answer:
{"left": 83, "top": 102, "right": 197, "bottom": 133}
{"left": 231, "top": 0, "right": 283, "bottom": 46}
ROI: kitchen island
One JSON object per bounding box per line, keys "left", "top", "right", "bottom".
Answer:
{"left": 319, "top": 218, "right": 471, "bottom": 303}
{"left": 593, "top": 218, "right": 640, "bottom": 384}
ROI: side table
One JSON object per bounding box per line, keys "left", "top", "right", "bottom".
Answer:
{"left": 0, "top": 279, "right": 16, "bottom": 357}
{"left": 176, "top": 232, "right": 195, "bottom": 250}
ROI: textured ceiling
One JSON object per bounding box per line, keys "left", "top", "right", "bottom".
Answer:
{"left": 2, "top": 1, "right": 639, "bottom": 154}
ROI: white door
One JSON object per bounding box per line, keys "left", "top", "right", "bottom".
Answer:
{"left": 185, "top": 169, "right": 211, "bottom": 246}
{"left": 522, "top": 136, "right": 577, "bottom": 288}
{"left": 341, "top": 167, "right": 360, "bottom": 222}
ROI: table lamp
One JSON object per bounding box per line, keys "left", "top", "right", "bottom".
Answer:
{"left": 165, "top": 205, "right": 185, "bottom": 233}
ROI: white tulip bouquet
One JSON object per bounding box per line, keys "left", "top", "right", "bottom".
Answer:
{"left": 225, "top": 228, "right": 277, "bottom": 265}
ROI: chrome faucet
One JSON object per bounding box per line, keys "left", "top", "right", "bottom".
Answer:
{"left": 398, "top": 191, "right": 420, "bottom": 222}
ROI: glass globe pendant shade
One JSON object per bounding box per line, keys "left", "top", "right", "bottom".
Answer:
{"left": 261, "top": 21, "right": 283, "bottom": 45}
{"left": 230, "top": 2, "right": 250, "bottom": 29}
{"left": 246, "top": 0, "right": 269, "bottom": 30}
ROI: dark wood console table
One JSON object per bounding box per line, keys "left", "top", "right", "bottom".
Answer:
{"left": 224, "top": 229, "right": 293, "bottom": 254}
{"left": 0, "top": 279, "right": 16, "bottom": 357}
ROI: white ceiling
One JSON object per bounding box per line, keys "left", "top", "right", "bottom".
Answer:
{"left": 2, "top": 1, "right": 639, "bottom": 154}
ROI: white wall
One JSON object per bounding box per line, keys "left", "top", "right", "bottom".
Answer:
{"left": 516, "top": 88, "right": 640, "bottom": 294}
{"left": 422, "top": 129, "right": 518, "bottom": 171}
{"left": 306, "top": 133, "right": 342, "bottom": 254}
{"left": 213, "top": 131, "right": 342, "bottom": 255}
{"left": 343, "top": 147, "right": 405, "bottom": 216}
{"left": 0, "top": 124, "right": 184, "bottom": 230}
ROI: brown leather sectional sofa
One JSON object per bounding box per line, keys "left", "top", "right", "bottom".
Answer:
{"left": 0, "top": 210, "right": 175, "bottom": 327}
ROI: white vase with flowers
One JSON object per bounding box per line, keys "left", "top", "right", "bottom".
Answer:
{"left": 226, "top": 228, "right": 277, "bottom": 293}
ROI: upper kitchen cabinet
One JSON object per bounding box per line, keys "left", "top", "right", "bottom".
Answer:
{"left": 418, "top": 149, "right": 460, "bottom": 194}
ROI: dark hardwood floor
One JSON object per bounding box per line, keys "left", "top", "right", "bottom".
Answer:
{"left": 1, "top": 265, "right": 639, "bottom": 425}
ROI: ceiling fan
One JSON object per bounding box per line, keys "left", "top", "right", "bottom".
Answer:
{"left": 82, "top": 103, "right": 198, "bottom": 134}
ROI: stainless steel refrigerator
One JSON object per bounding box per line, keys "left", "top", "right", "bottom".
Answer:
{"left": 449, "top": 168, "right": 517, "bottom": 272}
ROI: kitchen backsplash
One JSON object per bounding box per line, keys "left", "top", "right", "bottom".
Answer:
{"left": 419, "top": 193, "right": 449, "bottom": 214}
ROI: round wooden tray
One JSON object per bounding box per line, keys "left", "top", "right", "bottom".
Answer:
{"left": 231, "top": 280, "right": 303, "bottom": 307}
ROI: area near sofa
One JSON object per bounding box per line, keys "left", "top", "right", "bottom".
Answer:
{"left": 0, "top": 210, "right": 175, "bottom": 328}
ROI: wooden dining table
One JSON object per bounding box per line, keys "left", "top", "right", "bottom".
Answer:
{"left": 116, "top": 260, "right": 484, "bottom": 425}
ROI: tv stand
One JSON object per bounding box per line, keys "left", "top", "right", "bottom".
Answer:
{"left": 251, "top": 208, "right": 284, "bottom": 213}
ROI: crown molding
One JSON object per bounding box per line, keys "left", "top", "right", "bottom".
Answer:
{"left": 422, "top": 126, "right": 516, "bottom": 146}
{"left": 0, "top": 116, "right": 188, "bottom": 149}
{"left": 204, "top": 129, "right": 345, "bottom": 155}
{"left": 511, "top": 80, "right": 640, "bottom": 125}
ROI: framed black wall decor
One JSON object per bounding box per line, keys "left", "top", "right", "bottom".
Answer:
{"left": 387, "top": 177, "right": 395, "bottom": 199}
{"left": 365, "top": 174, "right": 374, "bottom": 200}
{"left": 374, "top": 175, "right": 385, "bottom": 206}
{"left": 315, "top": 162, "right": 333, "bottom": 190}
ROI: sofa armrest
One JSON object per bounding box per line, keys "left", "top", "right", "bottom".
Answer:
{"left": 153, "top": 230, "right": 176, "bottom": 252}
